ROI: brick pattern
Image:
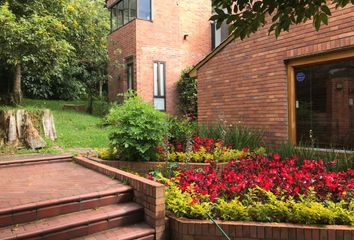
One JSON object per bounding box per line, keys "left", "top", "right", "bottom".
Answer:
{"left": 74, "top": 156, "right": 166, "bottom": 240}
{"left": 0, "top": 161, "right": 124, "bottom": 209}
{"left": 197, "top": 5, "right": 354, "bottom": 144}
{"left": 108, "top": 0, "right": 211, "bottom": 114}
{"left": 89, "top": 157, "right": 229, "bottom": 175}
{"left": 169, "top": 215, "right": 354, "bottom": 240}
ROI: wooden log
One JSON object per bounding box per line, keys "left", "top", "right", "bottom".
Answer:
{"left": 23, "top": 113, "right": 46, "bottom": 149}
{"left": 42, "top": 109, "right": 57, "bottom": 141}
{"left": 0, "top": 109, "right": 56, "bottom": 149}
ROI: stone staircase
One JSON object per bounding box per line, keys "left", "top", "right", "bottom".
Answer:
{"left": 0, "top": 155, "right": 155, "bottom": 240}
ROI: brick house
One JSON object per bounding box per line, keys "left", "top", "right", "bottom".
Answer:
{"left": 106, "top": 0, "right": 222, "bottom": 114}
{"left": 190, "top": 5, "right": 354, "bottom": 149}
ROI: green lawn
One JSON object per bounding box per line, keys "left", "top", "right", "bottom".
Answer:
{"left": 1, "top": 99, "right": 111, "bottom": 155}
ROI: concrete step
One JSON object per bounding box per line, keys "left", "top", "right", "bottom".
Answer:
{"left": 0, "top": 203, "right": 144, "bottom": 240}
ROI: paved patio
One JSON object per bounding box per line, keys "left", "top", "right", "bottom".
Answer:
{"left": 0, "top": 160, "right": 125, "bottom": 209}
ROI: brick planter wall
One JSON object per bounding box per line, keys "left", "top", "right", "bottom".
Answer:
{"left": 73, "top": 156, "right": 166, "bottom": 240}
{"left": 169, "top": 215, "right": 354, "bottom": 240}
{"left": 88, "top": 157, "right": 229, "bottom": 175}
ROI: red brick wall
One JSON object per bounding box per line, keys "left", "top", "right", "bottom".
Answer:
{"left": 108, "top": 21, "right": 137, "bottom": 101}
{"left": 197, "top": 5, "right": 354, "bottom": 144}
{"left": 108, "top": 0, "right": 211, "bottom": 114}
{"left": 169, "top": 215, "right": 354, "bottom": 240}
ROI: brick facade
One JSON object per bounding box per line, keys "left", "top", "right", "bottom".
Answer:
{"left": 169, "top": 215, "right": 354, "bottom": 240}
{"left": 195, "top": 5, "right": 354, "bottom": 144}
{"left": 107, "top": 0, "right": 212, "bottom": 114}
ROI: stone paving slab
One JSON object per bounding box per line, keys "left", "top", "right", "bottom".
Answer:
{"left": 0, "top": 161, "right": 127, "bottom": 209}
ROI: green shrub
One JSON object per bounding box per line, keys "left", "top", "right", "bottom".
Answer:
{"left": 106, "top": 94, "right": 168, "bottom": 161}
{"left": 167, "top": 117, "right": 195, "bottom": 149}
{"left": 216, "top": 198, "right": 251, "bottom": 221}
{"left": 197, "top": 123, "right": 264, "bottom": 150}
{"left": 274, "top": 142, "right": 354, "bottom": 171}
{"left": 176, "top": 68, "right": 198, "bottom": 119}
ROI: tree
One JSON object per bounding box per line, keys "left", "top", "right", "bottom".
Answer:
{"left": 0, "top": 1, "right": 73, "bottom": 104}
{"left": 0, "top": 0, "right": 109, "bottom": 105}
{"left": 211, "top": 0, "right": 354, "bottom": 40}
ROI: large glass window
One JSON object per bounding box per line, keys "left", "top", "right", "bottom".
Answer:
{"left": 153, "top": 62, "right": 166, "bottom": 111}
{"left": 295, "top": 58, "right": 354, "bottom": 150}
{"left": 110, "top": 0, "right": 151, "bottom": 31}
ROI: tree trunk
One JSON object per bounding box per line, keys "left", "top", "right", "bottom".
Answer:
{"left": 87, "top": 95, "right": 93, "bottom": 114}
{"left": 99, "top": 81, "right": 103, "bottom": 99}
{"left": 12, "top": 63, "right": 22, "bottom": 105}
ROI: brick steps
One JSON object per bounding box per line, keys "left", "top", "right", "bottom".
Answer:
{"left": 0, "top": 154, "right": 73, "bottom": 168}
{"left": 73, "top": 223, "right": 155, "bottom": 240}
{"left": 0, "top": 186, "right": 133, "bottom": 227}
{"left": 0, "top": 203, "right": 147, "bottom": 240}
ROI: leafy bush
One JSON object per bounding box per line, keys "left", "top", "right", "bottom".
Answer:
{"left": 274, "top": 142, "right": 354, "bottom": 171}
{"left": 167, "top": 117, "right": 195, "bottom": 150}
{"left": 149, "top": 173, "right": 354, "bottom": 226}
{"left": 157, "top": 135, "right": 248, "bottom": 163}
{"left": 106, "top": 94, "right": 168, "bottom": 161}
{"left": 176, "top": 68, "right": 198, "bottom": 119}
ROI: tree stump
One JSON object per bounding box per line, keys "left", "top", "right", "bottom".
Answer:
{"left": 0, "top": 109, "right": 57, "bottom": 149}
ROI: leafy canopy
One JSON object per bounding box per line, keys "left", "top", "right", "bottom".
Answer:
{"left": 211, "top": 0, "right": 354, "bottom": 39}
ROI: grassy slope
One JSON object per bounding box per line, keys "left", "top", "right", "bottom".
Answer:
{"left": 1, "top": 99, "right": 110, "bottom": 155}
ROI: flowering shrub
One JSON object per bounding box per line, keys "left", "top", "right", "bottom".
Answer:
{"left": 157, "top": 136, "right": 249, "bottom": 163}
{"left": 178, "top": 154, "right": 354, "bottom": 201}
{"left": 149, "top": 154, "right": 354, "bottom": 225}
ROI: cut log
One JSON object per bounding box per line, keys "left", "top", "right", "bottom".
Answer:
{"left": 0, "top": 109, "right": 56, "bottom": 149}
{"left": 42, "top": 109, "right": 57, "bottom": 141}
{"left": 24, "top": 114, "right": 46, "bottom": 149}
{"left": 8, "top": 112, "right": 17, "bottom": 145}
{"left": 16, "top": 109, "right": 25, "bottom": 139}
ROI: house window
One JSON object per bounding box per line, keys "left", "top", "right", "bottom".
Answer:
{"left": 153, "top": 62, "right": 166, "bottom": 111}
{"left": 288, "top": 54, "right": 354, "bottom": 150}
{"left": 211, "top": 21, "right": 229, "bottom": 49}
{"left": 127, "top": 63, "right": 134, "bottom": 90}
{"left": 110, "top": 0, "right": 151, "bottom": 31}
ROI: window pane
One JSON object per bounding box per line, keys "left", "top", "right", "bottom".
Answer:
{"left": 127, "top": 64, "right": 133, "bottom": 90}
{"left": 154, "top": 98, "right": 165, "bottom": 111}
{"left": 110, "top": 6, "right": 117, "bottom": 31}
{"left": 159, "top": 63, "right": 165, "bottom": 96}
{"left": 295, "top": 59, "right": 354, "bottom": 150}
{"left": 138, "top": 0, "right": 151, "bottom": 20}
{"left": 123, "top": 0, "right": 129, "bottom": 24}
{"left": 153, "top": 63, "right": 158, "bottom": 96}
{"left": 129, "top": 0, "right": 137, "bottom": 21}
{"left": 117, "top": 1, "right": 124, "bottom": 27}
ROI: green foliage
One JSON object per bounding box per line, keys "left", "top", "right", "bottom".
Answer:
{"left": 106, "top": 94, "right": 168, "bottom": 161}
{"left": 160, "top": 173, "right": 213, "bottom": 219}
{"left": 167, "top": 117, "right": 195, "bottom": 149}
{"left": 163, "top": 180, "right": 354, "bottom": 225}
{"left": 216, "top": 198, "right": 251, "bottom": 221}
{"left": 176, "top": 68, "right": 198, "bottom": 119}
{"left": 211, "top": 0, "right": 354, "bottom": 39}
{"left": 1, "top": 98, "right": 110, "bottom": 155}
{"left": 274, "top": 142, "right": 354, "bottom": 171}
{"left": 197, "top": 123, "right": 264, "bottom": 150}
{"left": 0, "top": 0, "right": 110, "bottom": 103}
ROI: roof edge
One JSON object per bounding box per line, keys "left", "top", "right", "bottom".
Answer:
{"left": 189, "top": 34, "right": 236, "bottom": 78}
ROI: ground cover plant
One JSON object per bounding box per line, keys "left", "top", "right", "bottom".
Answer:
{"left": 149, "top": 154, "right": 354, "bottom": 226}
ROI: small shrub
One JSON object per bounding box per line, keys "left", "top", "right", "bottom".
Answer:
{"left": 106, "top": 94, "right": 168, "bottom": 161}
{"left": 197, "top": 123, "right": 264, "bottom": 150}
{"left": 176, "top": 68, "right": 198, "bottom": 119}
{"left": 167, "top": 117, "right": 195, "bottom": 150}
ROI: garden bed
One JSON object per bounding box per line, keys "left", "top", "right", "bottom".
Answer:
{"left": 88, "top": 156, "right": 229, "bottom": 175}
{"left": 168, "top": 214, "right": 354, "bottom": 240}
